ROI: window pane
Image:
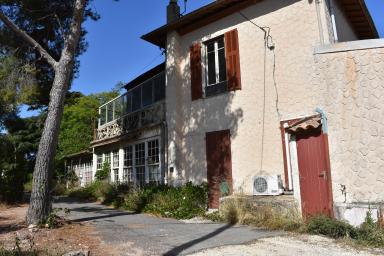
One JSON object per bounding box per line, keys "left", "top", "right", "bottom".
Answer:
{"left": 132, "top": 86, "right": 141, "bottom": 111}
{"left": 107, "top": 102, "right": 113, "bottom": 123}
{"left": 100, "top": 106, "right": 106, "bottom": 126}
{"left": 104, "top": 152, "right": 111, "bottom": 164}
{"left": 142, "top": 80, "right": 153, "bottom": 107}
{"left": 218, "top": 48, "right": 227, "bottom": 82}
{"left": 147, "top": 139, "right": 159, "bottom": 164}
{"left": 114, "top": 97, "right": 123, "bottom": 119}
{"left": 207, "top": 42, "right": 215, "bottom": 52}
{"left": 124, "top": 146, "right": 132, "bottom": 167}
{"left": 125, "top": 93, "right": 132, "bottom": 114}
{"left": 97, "top": 154, "right": 103, "bottom": 170}
{"left": 136, "top": 166, "right": 145, "bottom": 187}
{"left": 113, "top": 151, "right": 119, "bottom": 168}
{"left": 135, "top": 143, "right": 145, "bottom": 166}
{"left": 207, "top": 51, "right": 216, "bottom": 85}
{"left": 217, "top": 37, "right": 224, "bottom": 49}
{"left": 154, "top": 74, "right": 165, "bottom": 102}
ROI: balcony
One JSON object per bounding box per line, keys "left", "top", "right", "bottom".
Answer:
{"left": 94, "top": 72, "right": 165, "bottom": 142}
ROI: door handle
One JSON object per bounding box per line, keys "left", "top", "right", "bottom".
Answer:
{"left": 319, "top": 170, "right": 327, "bottom": 180}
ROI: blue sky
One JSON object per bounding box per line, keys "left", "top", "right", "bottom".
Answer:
{"left": 20, "top": 0, "right": 383, "bottom": 117}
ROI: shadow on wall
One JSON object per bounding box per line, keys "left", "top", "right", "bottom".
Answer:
{"left": 166, "top": 0, "right": 303, "bottom": 186}
{"left": 166, "top": 32, "right": 244, "bottom": 185}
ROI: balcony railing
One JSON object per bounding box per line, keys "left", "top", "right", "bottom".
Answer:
{"left": 94, "top": 71, "right": 165, "bottom": 142}
{"left": 98, "top": 72, "right": 165, "bottom": 128}
{"left": 94, "top": 102, "right": 165, "bottom": 141}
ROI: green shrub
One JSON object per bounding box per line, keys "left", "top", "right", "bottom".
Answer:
{"left": 95, "top": 162, "right": 110, "bottom": 181}
{"left": 306, "top": 215, "right": 357, "bottom": 239}
{"left": 355, "top": 211, "right": 384, "bottom": 248}
{"left": 219, "top": 197, "right": 304, "bottom": 230}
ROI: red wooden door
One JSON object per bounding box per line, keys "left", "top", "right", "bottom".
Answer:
{"left": 296, "top": 128, "right": 333, "bottom": 218}
{"left": 206, "top": 130, "right": 233, "bottom": 209}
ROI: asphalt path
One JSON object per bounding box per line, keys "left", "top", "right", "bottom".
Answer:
{"left": 54, "top": 197, "right": 282, "bottom": 255}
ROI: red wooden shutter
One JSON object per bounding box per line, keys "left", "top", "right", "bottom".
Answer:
{"left": 190, "top": 43, "right": 203, "bottom": 101}
{"left": 225, "top": 29, "right": 241, "bottom": 91}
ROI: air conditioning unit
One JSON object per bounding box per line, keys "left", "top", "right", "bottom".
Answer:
{"left": 253, "top": 175, "right": 284, "bottom": 196}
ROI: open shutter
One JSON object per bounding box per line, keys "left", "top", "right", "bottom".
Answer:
{"left": 225, "top": 29, "right": 241, "bottom": 91}
{"left": 190, "top": 43, "right": 203, "bottom": 101}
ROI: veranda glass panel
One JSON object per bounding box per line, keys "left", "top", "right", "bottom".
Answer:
{"left": 106, "top": 102, "right": 114, "bottom": 123}
{"left": 132, "top": 86, "right": 141, "bottom": 112}
{"left": 100, "top": 106, "right": 106, "bottom": 126}
{"left": 124, "top": 93, "right": 132, "bottom": 114}
{"left": 114, "top": 96, "right": 123, "bottom": 119}
{"left": 153, "top": 74, "right": 165, "bottom": 102}
{"left": 142, "top": 80, "right": 153, "bottom": 107}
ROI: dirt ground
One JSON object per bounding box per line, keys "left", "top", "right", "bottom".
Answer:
{"left": 0, "top": 204, "right": 121, "bottom": 255}
{"left": 188, "top": 235, "right": 384, "bottom": 256}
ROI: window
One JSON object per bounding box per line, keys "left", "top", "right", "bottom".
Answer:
{"left": 147, "top": 139, "right": 161, "bottom": 184}
{"left": 153, "top": 74, "right": 165, "bottom": 102}
{"left": 113, "top": 151, "right": 119, "bottom": 168}
{"left": 97, "top": 154, "right": 103, "bottom": 170}
{"left": 135, "top": 143, "right": 146, "bottom": 187}
{"left": 123, "top": 146, "right": 133, "bottom": 183}
{"left": 205, "top": 37, "right": 227, "bottom": 97}
{"left": 106, "top": 102, "right": 114, "bottom": 123}
{"left": 104, "top": 152, "right": 111, "bottom": 164}
{"left": 114, "top": 169, "right": 119, "bottom": 183}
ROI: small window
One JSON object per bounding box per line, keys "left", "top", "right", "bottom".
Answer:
{"left": 114, "top": 169, "right": 119, "bottom": 183}
{"left": 113, "top": 151, "right": 119, "bottom": 168}
{"left": 104, "top": 152, "right": 111, "bottom": 164}
{"left": 97, "top": 154, "right": 103, "bottom": 170}
{"left": 205, "top": 37, "right": 227, "bottom": 97}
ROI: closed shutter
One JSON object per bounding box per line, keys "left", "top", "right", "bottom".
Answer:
{"left": 190, "top": 43, "right": 203, "bottom": 101}
{"left": 206, "top": 130, "right": 233, "bottom": 209}
{"left": 225, "top": 29, "right": 241, "bottom": 91}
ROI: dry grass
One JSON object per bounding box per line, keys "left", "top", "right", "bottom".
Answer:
{"left": 219, "top": 196, "right": 304, "bottom": 231}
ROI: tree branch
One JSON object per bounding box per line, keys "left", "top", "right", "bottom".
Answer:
{"left": 0, "top": 10, "right": 58, "bottom": 68}
{"left": 61, "top": 0, "right": 87, "bottom": 63}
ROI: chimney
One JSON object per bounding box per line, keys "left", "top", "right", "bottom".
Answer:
{"left": 167, "top": 0, "right": 180, "bottom": 24}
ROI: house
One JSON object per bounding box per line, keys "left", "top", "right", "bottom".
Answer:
{"left": 68, "top": 0, "right": 384, "bottom": 226}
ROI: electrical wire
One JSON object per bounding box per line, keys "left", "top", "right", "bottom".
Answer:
{"left": 132, "top": 50, "right": 165, "bottom": 79}
{"left": 238, "top": 11, "right": 281, "bottom": 172}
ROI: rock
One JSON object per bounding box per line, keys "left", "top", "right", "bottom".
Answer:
{"left": 28, "top": 224, "right": 38, "bottom": 232}
{"left": 62, "top": 250, "right": 90, "bottom": 256}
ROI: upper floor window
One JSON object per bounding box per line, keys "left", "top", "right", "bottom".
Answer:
{"left": 190, "top": 29, "right": 241, "bottom": 101}
{"left": 206, "top": 37, "right": 227, "bottom": 87}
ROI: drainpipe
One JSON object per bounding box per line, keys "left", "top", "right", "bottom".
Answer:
{"left": 315, "top": 107, "right": 328, "bottom": 134}
{"left": 328, "top": 0, "right": 339, "bottom": 42}
{"left": 315, "top": 0, "right": 325, "bottom": 45}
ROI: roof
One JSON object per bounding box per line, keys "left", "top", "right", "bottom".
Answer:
{"left": 64, "top": 150, "right": 92, "bottom": 159}
{"left": 124, "top": 62, "right": 165, "bottom": 91}
{"left": 141, "top": 0, "right": 378, "bottom": 48}
{"left": 339, "top": 0, "right": 378, "bottom": 40}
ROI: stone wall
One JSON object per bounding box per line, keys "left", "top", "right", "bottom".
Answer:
{"left": 314, "top": 41, "right": 384, "bottom": 205}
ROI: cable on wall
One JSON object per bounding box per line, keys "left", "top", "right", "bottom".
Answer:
{"left": 238, "top": 11, "right": 281, "bottom": 172}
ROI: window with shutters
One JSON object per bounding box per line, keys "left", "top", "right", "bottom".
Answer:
{"left": 204, "top": 37, "right": 228, "bottom": 97}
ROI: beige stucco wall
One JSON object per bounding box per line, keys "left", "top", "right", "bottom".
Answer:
{"left": 166, "top": 0, "right": 323, "bottom": 193}
{"left": 165, "top": 0, "right": 383, "bottom": 208}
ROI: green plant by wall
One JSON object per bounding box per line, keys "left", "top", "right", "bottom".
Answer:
{"left": 95, "top": 162, "right": 110, "bottom": 181}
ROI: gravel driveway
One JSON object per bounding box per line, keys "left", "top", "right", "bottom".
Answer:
{"left": 54, "top": 198, "right": 282, "bottom": 255}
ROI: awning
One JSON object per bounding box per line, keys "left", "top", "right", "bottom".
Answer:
{"left": 286, "top": 115, "right": 322, "bottom": 133}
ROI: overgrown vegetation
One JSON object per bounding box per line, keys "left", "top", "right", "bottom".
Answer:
{"left": 68, "top": 181, "right": 208, "bottom": 219}
{"left": 218, "top": 197, "right": 304, "bottom": 231}
{"left": 216, "top": 197, "right": 384, "bottom": 248}
{"left": 307, "top": 211, "right": 384, "bottom": 248}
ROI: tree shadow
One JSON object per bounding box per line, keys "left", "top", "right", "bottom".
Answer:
{"left": 70, "top": 211, "right": 133, "bottom": 223}
{"left": 163, "top": 223, "right": 233, "bottom": 256}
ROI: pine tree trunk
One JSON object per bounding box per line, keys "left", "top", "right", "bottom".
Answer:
{"left": 26, "top": 61, "right": 73, "bottom": 225}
